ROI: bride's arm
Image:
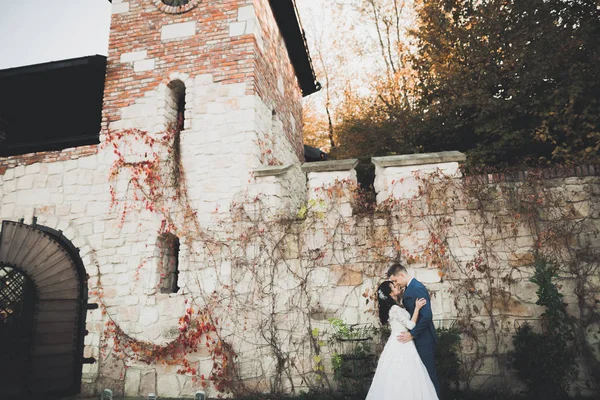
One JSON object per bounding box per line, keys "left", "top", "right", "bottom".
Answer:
{"left": 410, "top": 298, "right": 427, "bottom": 325}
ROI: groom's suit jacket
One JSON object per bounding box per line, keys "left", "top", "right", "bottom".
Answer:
{"left": 403, "top": 278, "right": 437, "bottom": 346}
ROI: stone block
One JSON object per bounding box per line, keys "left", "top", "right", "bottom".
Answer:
{"left": 64, "top": 159, "right": 78, "bottom": 171}
{"left": 140, "top": 307, "right": 159, "bottom": 326}
{"left": 134, "top": 59, "right": 155, "bottom": 72}
{"left": 17, "top": 189, "right": 46, "bottom": 206}
{"left": 116, "top": 273, "right": 130, "bottom": 285}
{"left": 101, "top": 353, "right": 126, "bottom": 381}
{"left": 330, "top": 265, "right": 363, "bottom": 286}
{"left": 16, "top": 175, "right": 33, "bottom": 190}
{"left": 158, "top": 296, "right": 185, "bottom": 319}
{"left": 63, "top": 171, "right": 78, "bottom": 185}
{"left": 124, "top": 368, "right": 141, "bottom": 396}
{"left": 32, "top": 173, "right": 47, "bottom": 188}
{"left": 161, "top": 21, "right": 196, "bottom": 41}
{"left": 120, "top": 50, "right": 147, "bottom": 63}
{"left": 238, "top": 5, "right": 255, "bottom": 21}
{"left": 157, "top": 374, "right": 180, "bottom": 397}
{"left": 509, "top": 252, "right": 535, "bottom": 267}
{"left": 55, "top": 204, "right": 71, "bottom": 216}
{"left": 14, "top": 165, "right": 25, "bottom": 178}
{"left": 229, "top": 21, "right": 246, "bottom": 37}
{"left": 117, "top": 306, "right": 140, "bottom": 322}
{"left": 227, "top": 82, "right": 246, "bottom": 97}
{"left": 238, "top": 95, "right": 255, "bottom": 109}
{"left": 513, "top": 281, "right": 539, "bottom": 304}
{"left": 2, "top": 168, "right": 15, "bottom": 180}
{"left": 93, "top": 220, "right": 105, "bottom": 234}
{"left": 416, "top": 268, "right": 442, "bottom": 284}
{"left": 3, "top": 192, "right": 16, "bottom": 204}
{"left": 487, "top": 291, "right": 533, "bottom": 317}
{"left": 24, "top": 163, "right": 40, "bottom": 175}
{"left": 2, "top": 178, "right": 15, "bottom": 193}
{"left": 206, "top": 102, "right": 226, "bottom": 114}
{"left": 78, "top": 156, "right": 98, "bottom": 170}
{"left": 339, "top": 202, "right": 353, "bottom": 217}
{"left": 112, "top": 1, "right": 129, "bottom": 14}
{"left": 515, "top": 235, "right": 534, "bottom": 248}
{"left": 140, "top": 370, "right": 156, "bottom": 394}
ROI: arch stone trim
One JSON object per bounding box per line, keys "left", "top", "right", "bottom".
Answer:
{"left": 156, "top": 72, "right": 194, "bottom": 132}
{"left": 153, "top": 0, "right": 201, "bottom": 14}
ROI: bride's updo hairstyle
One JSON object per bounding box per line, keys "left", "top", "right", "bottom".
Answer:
{"left": 377, "top": 280, "right": 398, "bottom": 324}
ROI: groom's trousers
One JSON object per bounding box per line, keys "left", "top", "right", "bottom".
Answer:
{"left": 416, "top": 343, "right": 441, "bottom": 398}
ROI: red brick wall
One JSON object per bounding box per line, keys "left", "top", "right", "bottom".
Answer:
{"left": 0, "top": 145, "right": 98, "bottom": 172}
{"left": 102, "top": 0, "right": 255, "bottom": 133}
{"left": 103, "top": 0, "right": 304, "bottom": 158}
{"left": 1, "top": 1, "right": 306, "bottom": 168}
{"left": 253, "top": 0, "right": 304, "bottom": 159}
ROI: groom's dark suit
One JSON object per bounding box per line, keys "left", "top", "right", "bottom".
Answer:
{"left": 403, "top": 278, "right": 441, "bottom": 397}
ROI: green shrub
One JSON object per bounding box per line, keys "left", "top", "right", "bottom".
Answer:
{"left": 327, "top": 318, "right": 377, "bottom": 397}
{"left": 511, "top": 257, "right": 577, "bottom": 399}
{"left": 436, "top": 327, "right": 462, "bottom": 396}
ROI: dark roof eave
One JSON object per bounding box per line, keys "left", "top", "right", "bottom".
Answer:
{"left": 0, "top": 55, "right": 106, "bottom": 79}
{"left": 269, "top": 0, "right": 321, "bottom": 97}
{"left": 4, "top": 2, "right": 317, "bottom": 94}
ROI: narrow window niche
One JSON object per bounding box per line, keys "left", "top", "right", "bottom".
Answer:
{"left": 157, "top": 233, "right": 180, "bottom": 294}
{"left": 166, "top": 80, "right": 186, "bottom": 133}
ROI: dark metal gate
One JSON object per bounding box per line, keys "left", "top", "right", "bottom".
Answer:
{"left": 0, "top": 265, "right": 36, "bottom": 396}
{"left": 0, "top": 220, "right": 91, "bottom": 398}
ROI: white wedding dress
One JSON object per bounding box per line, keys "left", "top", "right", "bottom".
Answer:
{"left": 365, "top": 305, "right": 439, "bottom": 400}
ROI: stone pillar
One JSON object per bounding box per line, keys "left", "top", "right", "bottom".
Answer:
{"left": 372, "top": 151, "right": 466, "bottom": 203}
{"left": 247, "top": 164, "right": 293, "bottom": 219}
{"left": 301, "top": 159, "right": 358, "bottom": 218}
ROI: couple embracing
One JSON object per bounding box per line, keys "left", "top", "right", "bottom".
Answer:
{"left": 366, "top": 263, "right": 441, "bottom": 400}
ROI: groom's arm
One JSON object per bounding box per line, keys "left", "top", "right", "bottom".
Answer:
{"left": 408, "top": 286, "right": 432, "bottom": 340}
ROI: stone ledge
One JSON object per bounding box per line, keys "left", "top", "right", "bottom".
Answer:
{"left": 301, "top": 159, "right": 359, "bottom": 173}
{"left": 253, "top": 164, "right": 291, "bottom": 177}
{"left": 372, "top": 151, "right": 466, "bottom": 168}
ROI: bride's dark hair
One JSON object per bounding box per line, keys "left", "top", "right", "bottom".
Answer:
{"left": 377, "top": 280, "right": 398, "bottom": 324}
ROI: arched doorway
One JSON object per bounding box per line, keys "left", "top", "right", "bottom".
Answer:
{"left": 0, "top": 220, "right": 91, "bottom": 398}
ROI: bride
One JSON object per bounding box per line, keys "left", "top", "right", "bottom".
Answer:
{"left": 366, "top": 281, "right": 439, "bottom": 400}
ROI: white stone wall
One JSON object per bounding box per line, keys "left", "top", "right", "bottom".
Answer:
{"left": 104, "top": 71, "right": 305, "bottom": 226}
{"left": 1, "top": 149, "right": 598, "bottom": 397}
{"left": 0, "top": 70, "right": 305, "bottom": 398}
{"left": 373, "top": 151, "right": 465, "bottom": 202}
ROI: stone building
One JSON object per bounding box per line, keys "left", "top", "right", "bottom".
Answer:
{"left": 1, "top": 1, "right": 600, "bottom": 399}
{"left": 0, "top": 0, "right": 319, "bottom": 397}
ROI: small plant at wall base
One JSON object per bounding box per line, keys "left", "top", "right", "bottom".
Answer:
{"left": 435, "top": 327, "right": 462, "bottom": 397}
{"left": 511, "top": 257, "right": 577, "bottom": 399}
{"left": 328, "top": 318, "right": 378, "bottom": 396}
{"left": 92, "top": 125, "right": 600, "bottom": 398}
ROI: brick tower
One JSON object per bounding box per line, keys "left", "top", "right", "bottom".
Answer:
{"left": 102, "top": 0, "right": 319, "bottom": 221}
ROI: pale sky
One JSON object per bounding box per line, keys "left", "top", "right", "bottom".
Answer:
{"left": 0, "top": 0, "right": 328, "bottom": 71}
{"left": 0, "top": 0, "right": 111, "bottom": 69}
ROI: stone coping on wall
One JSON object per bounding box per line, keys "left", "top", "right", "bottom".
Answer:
{"left": 253, "top": 164, "right": 292, "bottom": 177}
{"left": 301, "top": 159, "right": 359, "bottom": 173}
{"left": 372, "top": 151, "right": 466, "bottom": 168}
{"left": 464, "top": 164, "right": 599, "bottom": 185}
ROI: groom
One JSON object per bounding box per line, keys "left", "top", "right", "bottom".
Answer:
{"left": 387, "top": 263, "right": 441, "bottom": 397}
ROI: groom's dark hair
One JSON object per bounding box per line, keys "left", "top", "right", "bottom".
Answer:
{"left": 387, "top": 263, "right": 407, "bottom": 277}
